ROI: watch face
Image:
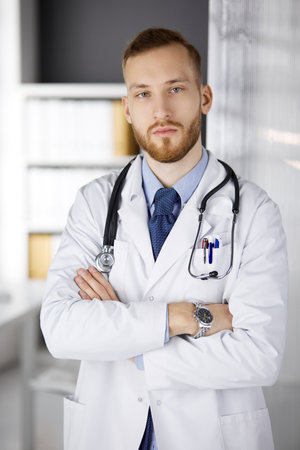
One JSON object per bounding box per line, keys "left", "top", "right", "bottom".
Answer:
{"left": 196, "top": 308, "right": 213, "bottom": 324}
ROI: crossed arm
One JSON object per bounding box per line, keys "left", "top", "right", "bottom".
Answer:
{"left": 75, "top": 266, "right": 233, "bottom": 338}
{"left": 41, "top": 187, "right": 287, "bottom": 390}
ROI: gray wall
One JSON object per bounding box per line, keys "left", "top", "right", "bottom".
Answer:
{"left": 36, "top": 0, "right": 208, "bottom": 83}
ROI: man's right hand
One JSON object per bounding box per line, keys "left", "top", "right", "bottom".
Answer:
{"left": 168, "top": 302, "right": 233, "bottom": 338}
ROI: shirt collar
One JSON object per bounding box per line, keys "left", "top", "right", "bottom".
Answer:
{"left": 142, "top": 146, "right": 208, "bottom": 209}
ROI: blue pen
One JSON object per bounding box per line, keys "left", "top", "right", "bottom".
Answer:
{"left": 215, "top": 238, "right": 219, "bottom": 249}
{"left": 209, "top": 242, "right": 214, "bottom": 264}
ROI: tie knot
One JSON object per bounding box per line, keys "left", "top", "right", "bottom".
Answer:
{"left": 153, "top": 188, "right": 179, "bottom": 216}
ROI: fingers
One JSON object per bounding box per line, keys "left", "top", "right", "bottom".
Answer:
{"left": 75, "top": 274, "right": 101, "bottom": 300}
{"left": 78, "top": 290, "right": 91, "bottom": 300}
{"left": 74, "top": 266, "right": 119, "bottom": 301}
{"left": 87, "top": 266, "right": 119, "bottom": 300}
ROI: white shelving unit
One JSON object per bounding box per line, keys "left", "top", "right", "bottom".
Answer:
{"left": 18, "top": 83, "right": 136, "bottom": 278}
{"left": 1, "top": 80, "right": 134, "bottom": 282}
{"left": 20, "top": 83, "right": 126, "bottom": 99}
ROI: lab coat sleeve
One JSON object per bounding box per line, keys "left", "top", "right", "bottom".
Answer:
{"left": 40, "top": 184, "right": 167, "bottom": 362}
{"left": 143, "top": 196, "right": 288, "bottom": 391}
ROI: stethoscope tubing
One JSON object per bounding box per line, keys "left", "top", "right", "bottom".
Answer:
{"left": 188, "top": 210, "right": 238, "bottom": 280}
{"left": 188, "top": 161, "right": 239, "bottom": 280}
{"left": 96, "top": 157, "right": 240, "bottom": 279}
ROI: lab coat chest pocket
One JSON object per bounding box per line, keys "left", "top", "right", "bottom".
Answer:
{"left": 108, "top": 239, "right": 128, "bottom": 301}
{"left": 64, "top": 396, "right": 85, "bottom": 450}
{"left": 220, "top": 408, "right": 274, "bottom": 450}
{"left": 184, "top": 231, "right": 231, "bottom": 302}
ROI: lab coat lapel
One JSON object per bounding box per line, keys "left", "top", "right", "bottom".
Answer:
{"left": 117, "top": 157, "right": 155, "bottom": 272}
{"left": 145, "top": 203, "right": 212, "bottom": 289}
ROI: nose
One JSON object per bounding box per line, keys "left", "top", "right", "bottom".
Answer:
{"left": 153, "top": 94, "right": 172, "bottom": 121}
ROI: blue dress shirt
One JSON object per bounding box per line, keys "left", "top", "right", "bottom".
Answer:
{"left": 136, "top": 147, "right": 208, "bottom": 449}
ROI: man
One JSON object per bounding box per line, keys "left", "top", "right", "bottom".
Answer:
{"left": 41, "top": 28, "right": 288, "bottom": 450}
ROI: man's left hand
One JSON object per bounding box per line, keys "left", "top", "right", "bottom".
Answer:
{"left": 74, "top": 266, "right": 119, "bottom": 301}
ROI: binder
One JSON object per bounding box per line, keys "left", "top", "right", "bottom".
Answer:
{"left": 113, "top": 100, "right": 139, "bottom": 156}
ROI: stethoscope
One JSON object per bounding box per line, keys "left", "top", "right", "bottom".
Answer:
{"left": 95, "top": 158, "right": 240, "bottom": 280}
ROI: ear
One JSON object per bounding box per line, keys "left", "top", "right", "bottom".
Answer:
{"left": 122, "top": 96, "right": 132, "bottom": 124}
{"left": 200, "top": 85, "right": 213, "bottom": 115}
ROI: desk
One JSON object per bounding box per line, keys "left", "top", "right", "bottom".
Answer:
{"left": 0, "top": 281, "right": 45, "bottom": 450}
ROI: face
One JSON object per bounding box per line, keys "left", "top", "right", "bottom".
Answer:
{"left": 123, "top": 44, "right": 212, "bottom": 163}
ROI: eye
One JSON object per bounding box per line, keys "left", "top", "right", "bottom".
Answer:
{"left": 170, "top": 87, "right": 183, "bottom": 94}
{"left": 137, "top": 92, "right": 149, "bottom": 98}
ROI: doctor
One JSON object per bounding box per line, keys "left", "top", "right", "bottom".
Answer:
{"left": 41, "top": 28, "right": 288, "bottom": 450}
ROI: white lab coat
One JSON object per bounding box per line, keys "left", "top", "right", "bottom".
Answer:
{"left": 41, "top": 151, "right": 288, "bottom": 450}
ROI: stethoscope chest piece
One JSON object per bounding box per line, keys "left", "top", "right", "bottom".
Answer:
{"left": 95, "top": 245, "right": 115, "bottom": 273}
{"left": 95, "top": 158, "right": 135, "bottom": 275}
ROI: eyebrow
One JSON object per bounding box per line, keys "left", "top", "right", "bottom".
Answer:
{"left": 129, "top": 83, "right": 149, "bottom": 91}
{"left": 165, "top": 78, "right": 189, "bottom": 85}
{"left": 129, "top": 79, "right": 190, "bottom": 91}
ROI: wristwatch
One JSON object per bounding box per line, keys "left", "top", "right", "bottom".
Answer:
{"left": 192, "top": 303, "right": 213, "bottom": 339}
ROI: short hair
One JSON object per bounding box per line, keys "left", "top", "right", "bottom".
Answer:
{"left": 122, "top": 27, "right": 202, "bottom": 83}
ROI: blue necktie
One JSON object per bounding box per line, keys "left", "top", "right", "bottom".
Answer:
{"left": 139, "top": 187, "right": 179, "bottom": 450}
{"left": 149, "top": 188, "right": 180, "bottom": 260}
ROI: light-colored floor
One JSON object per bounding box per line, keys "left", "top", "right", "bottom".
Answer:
{"left": 0, "top": 364, "right": 64, "bottom": 450}
{"left": 0, "top": 364, "right": 299, "bottom": 450}
{"left": 264, "top": 384, "right": 300, "bottom": 450}
{"left": 0, "top": 366, "right": 21, "bottom": 450}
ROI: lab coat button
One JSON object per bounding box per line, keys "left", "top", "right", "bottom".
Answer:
{"left": 149, "top": 296, "right": 154, "bottom": 301}
{"left": 156, "top": 400, "right": 162, "bottom": 406}
{"left": 138, "top": 397, "right": 143, "bottom": 402}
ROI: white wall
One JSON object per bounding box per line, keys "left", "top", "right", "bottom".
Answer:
{"left": 208, "top": 0, "right": 300, "bottom": 386}
{"left": 0, "top": 0, "right": 26, "bottom": 367}
{"left": 207, "top": 0, "right": 300, "bottom": 446}
{"left": 0, "top": 0, "right": 27, "bottom": 284}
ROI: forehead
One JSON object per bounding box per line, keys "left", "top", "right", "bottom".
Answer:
{"left": 123, "top": 43, "right": 196, "bottom": 86}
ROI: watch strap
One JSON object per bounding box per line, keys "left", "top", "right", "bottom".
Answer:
{"left": 192, "top": 303, "right": 213, "bottom": 339}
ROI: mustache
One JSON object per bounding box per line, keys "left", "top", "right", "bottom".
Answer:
{"left": 147, "top": 120, "right": 183, "bottom": 134}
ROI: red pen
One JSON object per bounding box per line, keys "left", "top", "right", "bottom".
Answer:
{"left": 202, "top": 238, "right": 209, "bottom": 264}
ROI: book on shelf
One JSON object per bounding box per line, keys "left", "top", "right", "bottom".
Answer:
{"left": 28, "top": 233, "right": 61, "bottom": 279}
{"left": 25, "top": 98, "right": 139, "bottom": 162}
{"left": 113, "top": 100, "right": 139, "bottom": 156}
